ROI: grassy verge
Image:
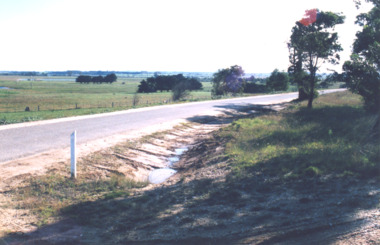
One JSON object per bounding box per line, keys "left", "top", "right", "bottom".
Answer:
{"left": 221, "top": 91, "right": 380, "bottom": 180}
{"left": 12, "top": 173, "right": 147, "bottom": 227}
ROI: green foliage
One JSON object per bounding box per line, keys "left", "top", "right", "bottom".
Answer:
{"left": 266, "top": 69, "right": 289, "bottom": 91}
{"left": 343, "top": 55, "right": 380, "bottom": 112}
{"left": 137, "top": 74, "right": 202, "bottom": 93}
{"left": 288, "top": 10, "right": 345, "bottom": 107}
{"left": 76, "top": 73, "right": 117, "bottom": 84}
{"left": 243, "top": 82, "right": 268, "bottom": 93}
{"left": 343, "top": 1, "right": 380, "bottom": 113}
{"left": 211, "top": 65, "right": 245, "bottom": 97}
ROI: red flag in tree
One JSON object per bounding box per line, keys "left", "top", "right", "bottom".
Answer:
{"left": 299, "top": 9, "right": 318, "bottom": 26}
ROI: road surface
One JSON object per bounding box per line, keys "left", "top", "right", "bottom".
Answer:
{"left": 0, "top": 90, "right": 344, "bottom": 163}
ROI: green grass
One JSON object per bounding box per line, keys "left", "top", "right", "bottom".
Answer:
{"left": 13, "top": 173, "right": 147, "bottom": 227}
{"left": 0, "top": 76, "right": 213, "bottom": 124}
{"left": 221, "top": 91, "right": 380, "bottom": 180}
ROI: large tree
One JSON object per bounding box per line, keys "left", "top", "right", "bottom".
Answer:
{"left": 211, "top": 65, "right": 245, "bottom": 97}
{"left": 288, "top": 10, "right": 345, "bottom": 108}
{"left": 343, "top": 0, "right": 379, "bottom": 113}
{"left": 343, "top": 0, "right": 379, "bottom": 138}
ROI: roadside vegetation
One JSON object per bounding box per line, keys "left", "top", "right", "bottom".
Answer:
{"left": 222, "top": 91, "right": 379, "bottom": 181}
{"left": 13, "top": 174, "right": 147, "bottom": 227}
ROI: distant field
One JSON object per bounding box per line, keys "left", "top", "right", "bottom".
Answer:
{"left": 0, "top": 75, "right": 342, "bottom": 125}
{"left": 0, "top": 76, "right": 213, "bottom": 124}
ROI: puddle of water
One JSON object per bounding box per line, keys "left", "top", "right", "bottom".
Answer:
{"left": 149, "top": 147, "right": 188, "bottom": 184}
{"left": 175, "top": 148, "right": 188, "bottom": 155}
{"left": 149, "top": 168, "right": 177, "bottom": 184}
{"left": 168, "top": 156, "right": 179, "bottom": 167}
{"left": 168, "top": 147, "right": 188, "bottom": 167}
{"left": 0, "top": 87, "right": 11, "bottom": 90}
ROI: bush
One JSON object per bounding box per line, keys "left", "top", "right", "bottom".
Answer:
{"left": 266, "top": 69, "right": 289, "bottom": 91}
{"left": 244, "top": 82, "right": 268, "bottom": 93}
{"left": 132, "top": 93, "right": 140, "bottom": 107}
{"left": 172, "top": 82, "right": 190, "bottom": 101}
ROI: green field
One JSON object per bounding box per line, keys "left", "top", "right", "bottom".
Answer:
{"left": 0, "top": 75, "right": 345, "bottom": 125}
{"left": 0, "top": 76, "right": 213, "bottom": 124}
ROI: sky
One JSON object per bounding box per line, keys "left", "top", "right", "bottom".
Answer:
{"left": 0, "top": 0, "right": 373, "bottom": 73}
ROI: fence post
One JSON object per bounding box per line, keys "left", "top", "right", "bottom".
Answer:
{"left": 71, "top": 131, "right": 77, "bottom": 179}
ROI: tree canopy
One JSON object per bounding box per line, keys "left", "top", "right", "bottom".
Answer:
{"left": 211, "top": 65, "right": 245, "bottom": 96}
{"left": 288, "top": 10, "right": 345, "bottom": 108}
{"left": 137, "top": 74, "right": 202, "bottom": 93}
{"left": 343, "top": 0, "right": 380, "bottom": 113}
{"left": 75, "top": 73, "right": 117, "bottom": 84}
{"left": 266, "top": 69, "right": 290, "bottom": 91}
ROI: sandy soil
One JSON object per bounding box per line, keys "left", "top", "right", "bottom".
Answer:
{"left": 0, "top": 104, "right": 379, "bottom": 244}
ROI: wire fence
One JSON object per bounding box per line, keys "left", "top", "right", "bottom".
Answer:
{"left": 0, "top": 96, "right": 212, "bottom": 113}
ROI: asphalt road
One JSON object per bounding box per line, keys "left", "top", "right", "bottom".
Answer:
{"left": 0, "top": 90, "right": 344, "bottom": 163}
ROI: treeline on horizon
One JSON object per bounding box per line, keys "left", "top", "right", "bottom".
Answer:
{"left": 137, "top": 74, "right": 203, "bottom": 93}
{"left": 75, "top": 73, "right": 117, "bottom": 84}
{"left": 0, "top": 70, "right": 215, "bottom": 78}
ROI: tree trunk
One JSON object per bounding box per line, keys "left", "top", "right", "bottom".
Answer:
{"left": 298, "top": 87, "right": 308, "bottom": 101}
{"left": 370, "top": 114, "right": 380, "bottom": 141}
{"left": 307, "top": 78, "right": 315, "bottom": 109}
{"left": 307, "top": 65, "right": 316, "bottom": 109}
{"left": 307, "top": 95, "right": 313, "bottom": 108}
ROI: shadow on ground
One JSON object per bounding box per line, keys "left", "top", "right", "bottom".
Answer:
{"left": 2, "top": 103, "right": 379, "bottom": 244}
{"left": 187, "top": 103, "right": 280, "bottom": 125}
{"left": 3, "top": 171, "right": 378, "bottom": 244}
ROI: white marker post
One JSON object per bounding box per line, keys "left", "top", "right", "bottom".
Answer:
{"left": 71, "top": 131, "right": 77, "bottom": 179}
